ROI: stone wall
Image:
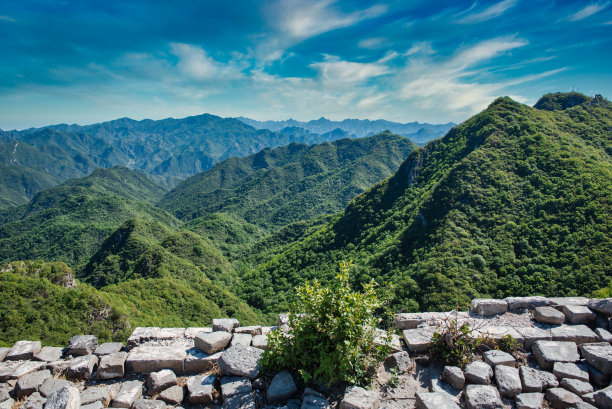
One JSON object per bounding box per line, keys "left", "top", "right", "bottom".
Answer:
{"left": 0, "top": 297, "right": 611, "bottom": 409}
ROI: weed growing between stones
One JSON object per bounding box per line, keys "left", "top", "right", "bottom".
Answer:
{"left": 260, "top": 261, "right": 394, "bottom": 387}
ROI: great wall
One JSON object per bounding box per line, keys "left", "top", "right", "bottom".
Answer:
{"left": 1, "top": 296, "right": 612, "bottom": 409}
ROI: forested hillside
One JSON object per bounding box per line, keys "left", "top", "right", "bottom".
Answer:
{"left": 159, "top": 132, "right": 416, "bottom": 230}
{"left": 241, "top": 93, "right": 612, "bottom": 313}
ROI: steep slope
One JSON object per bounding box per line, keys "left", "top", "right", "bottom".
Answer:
{"left": 0, "top": 167, "right": 176, "bottom": 266}
{"left": 159, "top": 133, "right": 417, "bottom": 230}
{"left": 0, "top": 163, "right": 60, "bottom": 207}
{"left": 242, "top": 93, "right": 612, "bottom": 313}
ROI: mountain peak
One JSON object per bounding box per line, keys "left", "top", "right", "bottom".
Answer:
{"left": 534, "top": 92, "right": 593, "bottom": 111}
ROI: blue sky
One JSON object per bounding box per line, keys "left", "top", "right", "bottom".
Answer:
{"left": 0, "top": 0, "right": 611, "bottom": 129}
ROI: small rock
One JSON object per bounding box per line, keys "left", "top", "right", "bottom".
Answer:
{"left": 15, "top": 370, "right": 52, "bottom": 398}
{"left": 548, "top": 297, "right": 590, "bottom": 307}
{"left": 147, "top": 369, "right": 177, "bottom": 394}
{"left": 46, "top": 386, "right": 80, "bottom": 409}
{"left": 94, "top": 343, "right": 124, "bottom": 356}
{"left": 267, "top": 370, "right": 297, "bottom": 403}
{"left": 562, "top": 305, "right": 595, "bottom": 324}
{"left": 22, "top": 391, "right": 46, "bottom": 409}
{"left": 39, "top": 378, "right": 74, "bottom": 398}
{"left": 464, "top": 361, "right": 493, "bottom": 385}
{"left": 515, "top": 392, "right": 544, "bottom": 409}
{"left": 5, "top": 341, "right": 42, "bottom": 361}
{"left": 494, "top": 365, "right": 521, "bottom": 398}
{"left": 218, "top": 344, "right": 263, "bottom": 379}
{"left": 534, "top": 307, "right": 566, "bottom": 325}
{"left": 415, "top": 391, "right": 460, "bottom": 409}
{"left": 66, "top": 355, "right": 98, "bottom": 379}
{"left": 551, "top": 325, "right": 599, "bottom": 344}
{"left": 46, "top": 360, "right": 72, "bottom": 375}
{"left": 158, "top": 385, "right": 184, "bottom": 405}
{"left": 402, "top": 327, "right": 435, "bottom": 353}
{"left": 194, "top": 331, "right": 232, "bottom": 354}
{"left": 553, "top": 362, "right": 589, "bottom": 382}
{"left": 33, "top": 347, "right": 64, "bottom": 362}
{"left": 0, "top": 383, "right": 11, "bottom": 401}
{"left": 429, "top": 379, "right": 461, "bottom": 404}
{"left": 0, "top": 348, "right": 8, "bottom": 361}
{"left": 339, "top": 386, "right": 378, "bottom": 409}
{"left": 111, "top": 380, "right": 142, "bottom": 408}
{"left": 483, "top": 350, "right": 514, "bottom": 367}
{"left": 251, "top": 335, "right": 268, "bottom": 350}
{"left": 442, "top": 366, "right": 464, "bottom": 390}
{"left": 234, "top": 326, "right": 262, "bottom": 335}
{"left": 579, "top": 342, "right": 612, "bottom": 374}
{"left": 80, "top": 386, "right": 111, "bottom": 406}
{"left": 545, "top": 387, "right": 582, "bottom": 408}
{"left": 532, "top": 340, "right": 579, "bottom": 370}
{"left": 68, "top": 335, "right": 98, "bottom": 356}
{"left": 386, "top": 351, "right": 412, "bottom": 373}
{"left": 132, "top": 399, "right": 165, "bottom": 409}
{"left": 463, "top": 384, "right": 503, "bottom": 409}
{"left": 519, "top": 366, "right": 559, "bottom": 392}
{"left": 212, "top": 318, "right": 240, "bottom": 333}
{"left": 220, "top": 377, "right": 251, "bottom": 398}
{"left": 96, "top": 352, "right": 127, "bottom": 379}
{"left": 186, "top": 374, "right": 215, "bottom": 404}
{"left": 231, "top": 333, "right": 253, "bottom": 347}
{"left": 559, "top": 378, "right": 593, "bottom": 396}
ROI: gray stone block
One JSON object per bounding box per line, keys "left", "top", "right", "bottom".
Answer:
{"left": 551, "top": 325, "right": 599, "bottom": 344}
{"left": 516, "top": 327, "right": 552, "bottom": 350}
{"left": 22, "top": 391, "right": 46, "bottom": 409}
{"left": 552, "top": 362, "right": 589, "bottom": 382}
{"left": 157, "top": 385, "right": 184, "bottom": 405}
{"left": 111, "top": 380, "right": 142, "bottom": 408}
{"left": 562, "top": 305, "right": 595, "bottom": 324}
{"left": 66, "top": 355, "right": 98, "bottom": 379}
{"left": 579, "top": 342, "right": 612, "bottom": 374}
{"left": 504, "top": 296, "right": 548, "bottom": 310}
{"left": 46, "top": 386, "right": 80, "bottom": 409}
{"left": 220, "top": 376, "right": 251, "bottom": 398}
{"left": 33, "top": 347, "right": 64, "bottom": 362}
{"left": 230, "top": 333, "right": 252, "bottom": 347}
{"left": 267, "top": 370, "right": 297, "bottom": 403}
{"left": 251, "top": 335, "right": 268, "bottom": 350}
{"left": 194, "top": 331, "right": 232, "bottom": 354}
{"left": 125, "top": 346, "right": 185, "bottom": 374}
{"left": 471, "top": 299, "right": 507, "bottom": 316}
{"left": 132, "top": 399, "right": 165, "bottom": 409}
{"left": 234, "top": 326, "right": 262, "bottom": 335}
{"left": 515, "top": 392, "right": 544, "bottom": 409}
{"left": 217, "top": 345, "right": 263, "bottom": 379}
{"left": 96, "top": 352, "right": 127, "bottom": 379}
{"left": 464, "top": 384, "right": 503, "bottom": 409}
{"left": 80, "top": 386, "right": 111, "bottom": 406}
{"left": 464, "top": 361, "right": 492, "bottom": 385}
{"left": 559, "top": 378, "right": 593, "bottom": 396}
{"left": 40, "top": 378, "right": 74, "bottom": 398}
{"left": 94, "top": 343, "right": 124, "bottom": 356}
{"left": 532, "top": 340, "right": 579, "bottom": 370}
{"left": 186, "top": 374, "right": 215, "bottom": 404}
{"left": 415, "top": 392, "right": 460, "bottom": 409}
{"left": 212, "top": 318, "right": 240, "bottom": 333}
{"left": 5, "top": 341, "right": 41, "bottom": 361}
{"left": 494, "top": 365, "right": 521, "bottom": 398}
{"left": 402, "top": 327, "right": 435, "bottom": 353}
{"left": 442, "top": 366, "right": 464, "bottom": 390}
{"left": 519, "top": 366, "right": 559, "bottom": 392}
{"left": 339, "top": 386, "right": 379, "bottom": 409}
{"left": 68, "top": 335, "right": 98, "bottom": 356}
{"left": 483, "top": 350, "right": 514, "bottom": 367}
{"left": 545, "top": 387, "right": 583, "bottom": 408}
{"left": 147, "top": 369, "right": 177, "bottom": 394}
{"left": 14, "top": 370, "right": 52, "bottom": 398}
{"left": 534, "top": 307, "right": 565, "bottom": 325}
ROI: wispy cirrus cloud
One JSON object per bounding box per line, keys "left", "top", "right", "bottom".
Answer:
{"left": 567, "top": 1, "right": 610, "bottom": 21}
{"left": 456, "top": 0, "right": 518, "bottom": 24}
{"left": 170, "top": 43, "right": 245, "bottom": 82}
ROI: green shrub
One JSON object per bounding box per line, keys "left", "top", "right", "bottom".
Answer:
{"left": 260, "top": 261, "right": 393, "bottom": 387}
{"left": 431, "top": 320, "right": 484, "bottom": 368}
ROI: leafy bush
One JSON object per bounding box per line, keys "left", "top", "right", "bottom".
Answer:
{"left": 261, "top": 261, "right": 393, "bottom": 386}
{"left": 431, "top": 320, "right": 484, "bottom": 368}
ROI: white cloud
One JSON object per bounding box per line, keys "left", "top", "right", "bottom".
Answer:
{"left": 310, "top": 55, "right": 390, "bottom": 86}
{"left": 257, "top": 0, "right": 387, "bottom": 64}
{"left": 0, "top": 15, "right": 15, "bottom": 22}
{"left": 396, "top": 37, "right": 551, "bottom": 117}
{"left": 170, "top": 43, "right": 244, "bottom": 81}
{"left": 568, "top": 2, "right": 610, "bottom": 21}
{"left": 358, "top": 37, "right": 386, "bottom": 49}
{"left": 456, "top": 0, "right": 518, "bottom": 24}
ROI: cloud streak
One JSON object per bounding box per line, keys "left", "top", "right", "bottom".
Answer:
{"left": 567, "top": 1, "right": 610, "bottom": 21}
{"left": 456, "top": 0, "right": 518, "bottom": 23}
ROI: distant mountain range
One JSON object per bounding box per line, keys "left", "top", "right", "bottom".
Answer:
{"left": 0, "top": 114, "right": 453, "bottom": 208}
{"left": 237, "top": 116, "right": 454, "bottom": 143}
